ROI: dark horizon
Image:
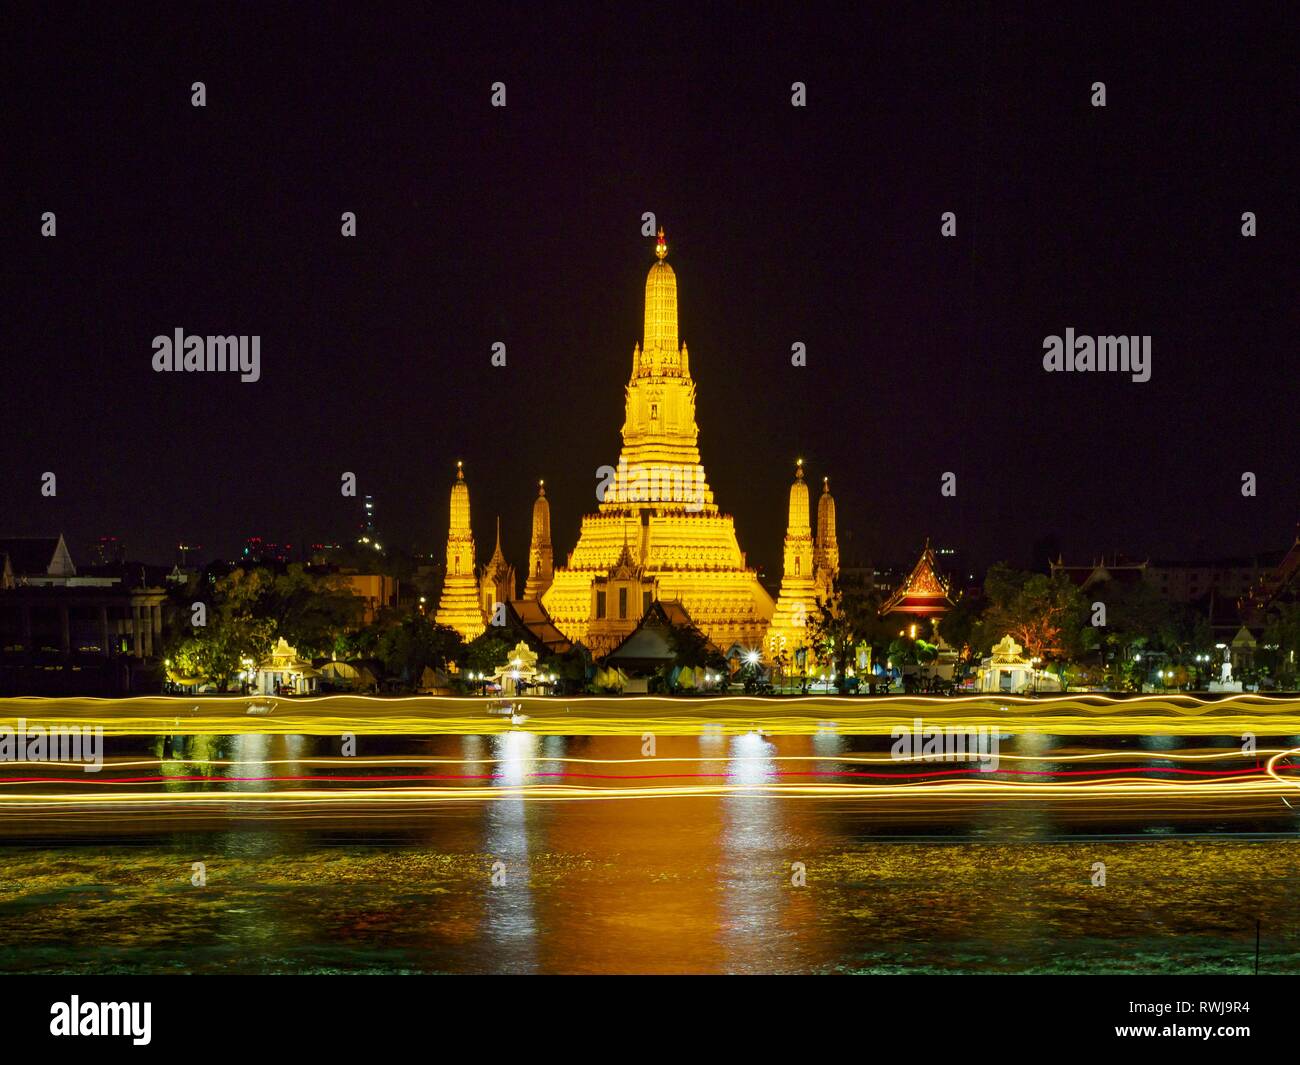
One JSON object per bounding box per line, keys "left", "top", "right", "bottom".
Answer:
{"left": 4, "top": 6, "right": 1293, "bottom": 577}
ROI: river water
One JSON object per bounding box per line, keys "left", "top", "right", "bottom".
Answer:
{"left": 2, "top": 732, "right": 1299, "bottom": 974}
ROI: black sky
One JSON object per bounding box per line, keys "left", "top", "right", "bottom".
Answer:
{"left": 3, "top": 5, "right": 1295, "bottom": 577}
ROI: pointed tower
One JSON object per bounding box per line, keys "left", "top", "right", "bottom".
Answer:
{"left": 766, "top": 460, "right": 822, "bottom": 661}
{"left": 814, "top": 475, "right": 840, "bottom": 599}
{"left": 524, "top": 480, "right": 554, "bottom": 600}
{"left": 542, "top": 227, "right": 774, "bottom": 655}
{"left": 479, "top": 517, "right": 518, "bottom": 617}
{"left": 434, "top": 461, "right": 485, "bottom": 640}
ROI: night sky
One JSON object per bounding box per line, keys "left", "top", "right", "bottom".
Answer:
{"left": 4, "top": 6, "right": 1294, "bottom": 578}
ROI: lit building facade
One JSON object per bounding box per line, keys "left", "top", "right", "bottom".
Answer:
{"left": 540, "top": 230, "right": 775, "bottom": 657}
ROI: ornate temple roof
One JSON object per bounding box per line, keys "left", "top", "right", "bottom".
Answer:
{"left": 881, "top": 540, "right": 955, "bottom": 617}
{"left": 484, "top": 517, "right": 511, "bottom": 577}
{"left": 604, "top": 599, "right": 710, "bottom": 670}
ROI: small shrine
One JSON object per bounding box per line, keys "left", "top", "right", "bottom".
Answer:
{"left": 491, "top": 640, "right": 544, "bottom": 696}
{"left": 978, "top": 635, "right": 1061, "bottom": 694}
{"left": 254, "top": 637, "right": 321, "bottom": 695}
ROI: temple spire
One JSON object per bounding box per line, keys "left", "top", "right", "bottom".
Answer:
{"left": 524, "top": 478, "right": 554, "bottom": 600}
{"left": 642, "top": 226, "right": 679, "bottom": 356}
{"left": 490, "top": 516, "right": 504, "bottom": 561}
{"left": 815, "top": 474, "right": 839, "bottom": 591}
{"left": 787, "top": 459, "right": 810, "bottom": 533}
{"left": 767, "top": 459, "right": 818, "bottom": 660}
{"left": 435, "top": 461, "right": 485, "bottom": 639}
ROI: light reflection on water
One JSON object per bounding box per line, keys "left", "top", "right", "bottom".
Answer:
{"left": 483, "top": 732, "right": 539, "bottom": 971}
{"left": 1, "top": 732, "right": 1299, "bottom": 974}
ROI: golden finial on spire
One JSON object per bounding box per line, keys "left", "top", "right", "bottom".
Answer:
{"left": 655, "top": 227, "right": 667, "bottom": 261}
{"left": 538, "top": 479, "right": 545, "bottom": 496}
{"left": 456, "top": 460, "right": 464, "bottom": 480}
{"left": 795, "top": 458, "right": 804, "bottom": 480}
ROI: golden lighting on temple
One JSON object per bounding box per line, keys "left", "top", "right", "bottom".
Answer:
{"left": 426, "top": 229, "right": 844, "bottom": 662}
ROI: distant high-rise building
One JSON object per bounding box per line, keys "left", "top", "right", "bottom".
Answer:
{"left": 92, "top": 535, "right": 125, "bottom": 565}
{"left": 241, "top": 537, "right": 291, "bottom": 564}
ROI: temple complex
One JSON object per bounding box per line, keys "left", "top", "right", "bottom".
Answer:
{"left": 430, "top": 229, "right": 838, "bottom": 662}
{"left": 433, "top": 462, "right": 486, "bottom": 640}
{"left": 539, "top": 229, "right": 776, "bottom": 657}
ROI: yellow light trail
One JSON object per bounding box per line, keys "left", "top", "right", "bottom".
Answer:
{"left": 0, "top": 778, "right": 1290, "bottom": 807}
{"left": 2, "top": 692, "right": 1299, "bottom": 736}
{"left": 0, "top": 748, "right": 1295, "bottom": 812}
{"left": 0, "top": 747, "right": 1292, "bottom": 771}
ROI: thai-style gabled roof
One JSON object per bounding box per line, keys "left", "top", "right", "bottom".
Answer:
{"left": 603, "top": 599, "right": 711, "bottom": 669}
{"left": 1050, "top": 555, "right": 1148, "bottom": 588}
{"left": 608, "top": 529, "right": 641, "bottom": 580}
{"left": 881, "top": 540, "right": 954, "bottom": 616}
{"left": 502, "top": 598, "right": 574, "bottom": 656}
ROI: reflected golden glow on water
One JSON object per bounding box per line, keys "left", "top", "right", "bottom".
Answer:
{"left": 2, "top": 733, "right": 1299, "bottom": 972}
{"left": 1, "top": 822, "right": 1298, "bottom": 974}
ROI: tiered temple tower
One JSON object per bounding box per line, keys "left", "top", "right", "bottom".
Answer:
{"left": 766, "top": 460, "right": 823, "bottom": 660}
{"left": 814, "top": 475, "right": 839, "bottom": 600}
{"left": 479, "top": 517, "right": 517, "bottom": 617}
{"left": 523, "top": 480, "right": 554, "bottom": 600}
{"left": 434, "top": 462, "right": 486, "bottom": 640}
{"left": 542, "top": 228, "right": 774, "bottom": 655}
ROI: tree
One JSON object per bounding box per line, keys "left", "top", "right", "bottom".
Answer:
{"left": 460, "top": 631, "right": 513, "bottom": 678}
{"left": 164, "top": 564, "right": 385, "bottom": 689}
{"left": 807, "top": 593, "right": 867, "bottom": 693}
{"left": 166, "top": 605, "right": 273, "bottom": 692}
{"left": 1098, "top": 578, "right": 1174, "bottom": 662}
{"left": 220, "top": 564, "right": 363, "bottom": 658}
{"left": 377, "top": 613, "right": 463, "bottom": 684}
{"left": 1264, "top": 601, "right": 1300, "bottom": 688}
{"left": 975, "top": 564, "right": 1088, "bottom": 661}
{"left": 667, "top": 621, "right": 726, "bottom": 672}
{"left": 939, "top": 589, "right": 986, "bottom": 659}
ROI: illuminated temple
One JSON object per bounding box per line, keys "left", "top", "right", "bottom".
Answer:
{"left": 540, "top": 229, "right": 776, "bottom": 656}
{"left": 435, "top": 229, "right": 841, "bottom": 660}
